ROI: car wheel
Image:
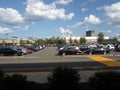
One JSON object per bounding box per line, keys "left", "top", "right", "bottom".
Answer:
{"left": 77, "top": 52, "right": 80, "bottom": 55}
{"left": 0, "top": 53, "right": 4, "bottom": 56}
{"left": 14, "top": 53, "right": 18, "bottom": 56}
{"left": 104, "top": 51, "right": 106, "bottom": 55}
{"left": 62, "top": 53, "right": 65, "bottom": 56}
{"left": 89, "top": 52, "right": 92, "bottom": 55}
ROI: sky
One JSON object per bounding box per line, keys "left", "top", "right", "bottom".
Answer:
{"left": 0, "top": 0, "right": 120, "bottom": 39}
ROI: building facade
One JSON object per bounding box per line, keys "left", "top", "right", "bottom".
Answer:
{"left": 86, "top": 30, "right": 95, "bottom": 36}
{"left": 0, "top": 38, "right": 20, "bottom": 45}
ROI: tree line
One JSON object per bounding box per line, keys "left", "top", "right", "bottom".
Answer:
{"left": 20, "top": 32, "right": 120, "bottom": 45}
{"left": 20, "top": 37, "right": 87, "bottom": 45}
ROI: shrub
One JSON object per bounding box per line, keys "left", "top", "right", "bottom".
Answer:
{"left": 0, "top": 69, "right": 6, "bottom": 90}
{"left": 47, "top": 66, "right": 80, "bottom": 90}
{"left": 3, "top": 74, "right": 28, "bottom": 90}
{"left": 0, "top": 70, "right": 42, "bottom": 90}
{"left": 88, "top": 71, "right": 120, "bottom": 90}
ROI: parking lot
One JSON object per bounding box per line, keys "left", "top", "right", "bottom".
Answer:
{"left": 0, "top": 47, "right": 120, "bottom": 83}
{"left": 0, "top": 47, "right": 120, "bottom": 67}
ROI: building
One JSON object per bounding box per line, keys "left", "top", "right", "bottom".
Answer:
{"left": 0, "top": 38, "right": 20, "bottom": 46}
{"left": 86, "top": 30, "right": 95, "bottom": 36}
{"left": 65, "top": 36, "right": 109, "bottom": 44}
{"left": 65, "top": 30, "right": 110, "bottom": 44}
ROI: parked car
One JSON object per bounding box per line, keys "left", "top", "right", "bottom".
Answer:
{"left": 17, "top": 46, "right": 28, "bottom": 55}
{"left": 115, "top": 44, "right": 120, "bottom": 52}
{"left": 106, "top": 44, "right": 115, "bottom": 51}
{"left": 83, "top": 47, "right": 110, "bottom": 54}
{"left": 78, "top": 44, "right": 90, "bottom": 52}
{"left": 58, "top": 46, "right": 81, "bottom": 55}
{"left": 0, "top": 47, "right": 23, "bottom": 56}
{"left": 26, "top": 48, "right": 33, "bottom": 54}
{"left": 58, "top": 45, "right": 69, "bottom": 51}
{"left": 23, "top": 45, "right": 37, "bottom": 52}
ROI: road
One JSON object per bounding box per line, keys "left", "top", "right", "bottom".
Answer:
{"left": 0, "top": 47, "right": 120, "bottom": 83}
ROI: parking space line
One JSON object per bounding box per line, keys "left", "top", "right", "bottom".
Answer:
{"left": 88, "top": 55, "right": 120, "bottom": 66}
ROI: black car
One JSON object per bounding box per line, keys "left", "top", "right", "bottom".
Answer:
{"left": 0, "top": 47, "right": 23, "bottom": 56}
{"left": 58, "top": 46, "right": 81, "bottom": 55}
{"left": 83, "top": 47, "right": 110, "bottom": 54}
{"left": 115, "top": 45, "right": 120, "bottom": 52}
{"left": 78, "top": 44, "right": 90, "bottom": 52}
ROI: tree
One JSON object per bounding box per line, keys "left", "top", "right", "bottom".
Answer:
{"left": 88, "top": 71, "right": 120, "bottom": 90}
{"left": 98, "top": 32, "right": 104, "bottom": 44}
{"left": 36, "top": 39, "right": 45, "bottom": 44}
{"left": 20, "top": 39, "right": 25, "bottom": 45}
{"left": 79, "top": 37, "right": 87, "bottom": 44}
{"left": 74, "top": 39, "right": 78, "bottom": 44}
{"left": 47, "top": 66, "right": 80, "bottom": 90}
{"left": 57, "top": 38, "right": 65, "bottom": 44}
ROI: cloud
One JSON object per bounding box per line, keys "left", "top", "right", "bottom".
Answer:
{"left": 25, "top": 0, "right": 74, "bottom": 21}
{"left": 104, "top": 2, "right": 120, "bottom": 27}
{"left": 0, "top": 0, "right": 74, "bottom": 31}
{"left": 85, "top": 14, "right": 101, "bottom": 25}
{"left": 72, "top": 22, "right": 88, "bottom": 28}
{"left": 59, "top": 27, "right": 72, "bottom": 36}
{"left": 0, "top": 8, "right": 24, "bottom": 26}
{"left": 0, "top": 27, "right": 13, "bottom": 34}
{"left": 80, "top": 0, "right": 96, "bottom": 7}
{"left": 72, "top": 14, "right": 101, "bottom": 28}
{"left": 54, "top": 0, "right": 73, "bottom": 5}
{"left": 101, "top": 29, "right": 120, "bottom": 37}
{"left": 81, "top": 8, "right": 88, "bottom": 12}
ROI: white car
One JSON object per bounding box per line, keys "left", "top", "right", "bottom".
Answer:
{"left": 107, "top": 44, "right": 115, "bottom": 50}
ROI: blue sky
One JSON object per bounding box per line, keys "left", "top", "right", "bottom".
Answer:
{"left": 0, "top": 0, "right": 120, "bottom": 39}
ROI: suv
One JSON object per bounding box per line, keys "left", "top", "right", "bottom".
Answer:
{"left": 0, "top": 47, "right": 22, "bottom": 56}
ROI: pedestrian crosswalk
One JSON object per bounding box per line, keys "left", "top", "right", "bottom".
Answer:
{"left": 88, "top": 55, "right": 120, "bottom": 66}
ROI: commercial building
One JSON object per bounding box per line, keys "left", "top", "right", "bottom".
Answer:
{"left": 86, "top": 30, "right": 95, "bottom": 36}
{"left": 0, "top": 38, "right": 20, "bottom": 46}
{"left": 65, "top": 30, "right": 109, "bottom": 44}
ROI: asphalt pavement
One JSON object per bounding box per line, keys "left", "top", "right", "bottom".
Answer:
{"left": 0, "top": 47, "right": 120, "bottom": 83}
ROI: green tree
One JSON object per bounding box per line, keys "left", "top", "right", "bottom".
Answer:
{"left": 47, "top": 66, "right": 80, "bottom": 90}
{"left": 36, "top": 39, "right": 45, "bottom": 44}
{"left": 79, "top": 37, "right": 87, "bottom": 44}
{"left": 20, "top": 39, "right": 25, "bottom": 45}
{"left": 88, "top": 71, "right": 120, "bottom": 90}
{"left": 25, "top": 40, "right": 32, "bottom": 44}
{"left": 57, "top": 38, "right": 65, "bottom": 44}
{"left": 74, "top": 39, "right": 78, "bottom": 44}
{"left": 98, "top": 32, "right": 104, "bottom": 43}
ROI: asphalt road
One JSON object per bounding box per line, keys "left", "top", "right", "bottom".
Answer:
{"left": 0, "top": 47, "right": 120, "bottom": 83}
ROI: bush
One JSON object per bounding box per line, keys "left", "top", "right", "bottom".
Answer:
{"left": 0, "top": 69, "right": 42, "bottom": 90}
{"left": 3, "top": 74, "right": 28, "bottom": 90}
{"left": 0, "top": 69, "right": 6, "bottom": 90}
{"left": 47, "top": 66, "right": 80, "bottom": 90}
{"left": 88, "top": 71, "right": 120, "bottom": 90}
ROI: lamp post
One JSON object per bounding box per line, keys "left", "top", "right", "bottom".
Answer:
{"left": 5, "top": 33, "right": 8, "bottom": 45}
